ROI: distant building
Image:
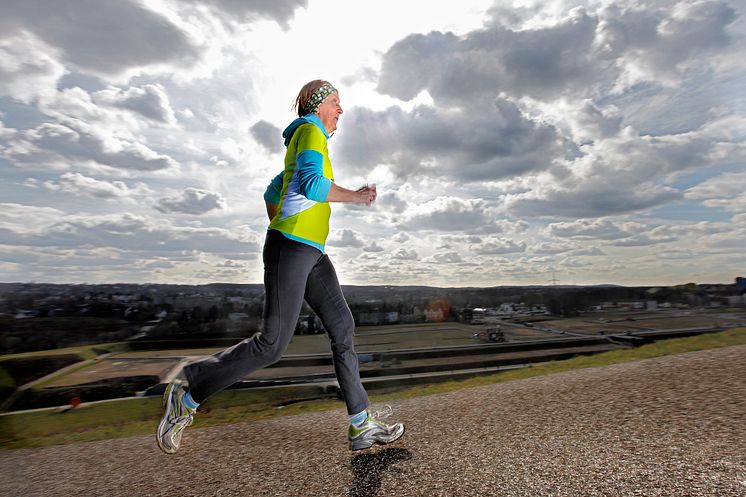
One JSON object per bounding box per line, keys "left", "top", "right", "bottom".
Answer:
{"left": 462, "top": 307, "right": 486, "bottom": 324}
{"left": 736, "top": 277, "right": 746, "bottom": 289}
{"left": 357, "top": 311, "right": 400, "bottom": 326}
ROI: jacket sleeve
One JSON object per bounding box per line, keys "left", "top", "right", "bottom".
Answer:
{"left": 263, "top": 172, "right": 284, "bottom": 204}
{"left": 294, "top": 126, "right": 332, "bottom": 202}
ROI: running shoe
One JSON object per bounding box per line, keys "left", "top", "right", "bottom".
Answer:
{"left": 156, "top": 381, "right": 195, "bottom": 454}
{"left": 348, "top": 405, "right": 405, "bottom": 451}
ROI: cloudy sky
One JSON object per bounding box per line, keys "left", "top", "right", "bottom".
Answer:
{"left": 1, "top": 0, "right": 744, "bottom": 287}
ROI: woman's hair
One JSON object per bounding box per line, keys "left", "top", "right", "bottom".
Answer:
{"left": 293, "top": 79, "right": 331, "bottom": 117}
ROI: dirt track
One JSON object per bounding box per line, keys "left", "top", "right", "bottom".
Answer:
{"left": 2, "top": 345, "right": 745, "bottom": 497}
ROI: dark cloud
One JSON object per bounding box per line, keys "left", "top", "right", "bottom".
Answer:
{"left": 376, "top": 190, "right": 408, "bottom": 214}
{"left": 508, "top": 183, "right": 682, "bottom": 219}
{"left": 378, "top": 13, "right": 600, "bottom": 103}
{"left": 575, "top": 102, "right": 623, "bottom": 139}
{"left": 376, "top": 2, "right": 736, "bottom": 104}
{"left": 4, "top": 122, "right": 177, "bottom": 172}
{"left": 1, "top": 0, "right": 202, "bottom": 76}
{"left": 337, "top": 101, "right": 564, "bottom": 181}
{"left": 250, "top": 120, "right": 283, "bottom": 154}
{"left": 155, "top": 188, "right": 226, "bottom": 215}
{"left": 377, "top": 31, "right": 460, "bottom": 102}
{"left": 329, "top": 229, "right": 364, "bottom": 248}
{"left": 397, "top": 197, "right": 495, "bottom": 232}
{"left": 94, "top": 85, "right": 176, "bottom": 124}
{"left": 600, "top": 1, "right": 736, "bottom": 74}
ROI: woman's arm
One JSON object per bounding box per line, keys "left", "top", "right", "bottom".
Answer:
{"left": 326, "top": 183, "right": 377, "bottom": 205}
{"left": 263, "top": 172, "right": 283, "bottom": 221}
{"left": 266, "top": 202, "right": 278, "bottom": 221}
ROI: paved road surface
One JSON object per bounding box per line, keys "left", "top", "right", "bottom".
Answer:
{"left": 2, "top": 345, "right": 745, "bottom": 497}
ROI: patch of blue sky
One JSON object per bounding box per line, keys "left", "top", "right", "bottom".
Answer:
{"left": 0, "top": 97, "right": 47, "bottom": 129}
{"left": 671, "top": 163, "right": 746, "bottom": 191}
{"left": 644, "top": 199, "right": 731, "bottom": 222}
{"left": 596, "top": 70, "right": 738, "bottom": 137}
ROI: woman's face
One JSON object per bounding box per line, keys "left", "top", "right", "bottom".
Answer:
{"left": 316, "top": 92, "right": 342, "bottom": 134}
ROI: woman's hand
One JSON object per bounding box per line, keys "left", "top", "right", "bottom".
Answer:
{"left": 356, "top": 184, "right": 377, "bottom": 206}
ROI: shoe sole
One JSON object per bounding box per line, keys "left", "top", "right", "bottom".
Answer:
{"left": 156, "top": 383, "right": 178, "bottom": 454}
{"left": 350, "top": 424, "right": 406, "bottom": 451}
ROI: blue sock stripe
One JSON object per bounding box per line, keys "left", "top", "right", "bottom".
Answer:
{"left": 183, "top": 391, "right": 199, "bottom": 410}
{"left": 350, "top": 409, "right": 368, "bottom": 427}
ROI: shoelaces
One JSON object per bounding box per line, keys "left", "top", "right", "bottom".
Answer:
{"left": 370, "top": 404, "right": 394, "bottom": 420}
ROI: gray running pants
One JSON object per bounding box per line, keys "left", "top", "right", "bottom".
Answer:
{"left": 183, "top": 229, "right": 370, "bottom": 415}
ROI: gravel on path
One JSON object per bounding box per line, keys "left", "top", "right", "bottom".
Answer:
{"left": 2, "top": 345, "right": 745, "bottom": 497}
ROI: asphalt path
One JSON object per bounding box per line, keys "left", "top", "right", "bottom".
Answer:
{"left": 2, "top": 345, "right": 745, "bottom": 497}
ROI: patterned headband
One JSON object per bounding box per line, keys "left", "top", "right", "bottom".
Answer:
{"left": 305, "top": 83, "right": 337, "bottom": 114}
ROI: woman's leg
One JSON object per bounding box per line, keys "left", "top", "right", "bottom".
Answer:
{"left": 303, "top": 254, "right": 369, "bottom": 415}
{"left": 183, "top": 230, "right": 321, "bottom": 403}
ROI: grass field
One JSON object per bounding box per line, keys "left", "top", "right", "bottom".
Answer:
{"left": 1, "top": 327, "right": 744, "bottom": 451}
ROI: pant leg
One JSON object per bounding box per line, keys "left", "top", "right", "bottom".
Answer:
{"left": 304, "top": 254, "right": 370, "bottom": 415}
{"left": 184, "top": 230, "right": 321, "bottom": 403}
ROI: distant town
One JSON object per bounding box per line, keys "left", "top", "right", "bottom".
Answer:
{"left": 1, "top": 279, "right": 744, "bottom": 355}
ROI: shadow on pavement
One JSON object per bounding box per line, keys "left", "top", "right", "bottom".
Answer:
{"left": 349, "top": 447, "right": 412, "bottom": 497}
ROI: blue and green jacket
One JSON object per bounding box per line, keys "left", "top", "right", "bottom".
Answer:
{"left": 264, "top": 113, "right": 334, "bottom": 252}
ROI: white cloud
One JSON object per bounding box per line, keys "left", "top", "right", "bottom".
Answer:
{"left": 0, "top": 0, "right": 743, "bottom": 286}
{"left": 376, "top": 1, "right": 737, "bottom": 103}
{"left": 363, "top": 241, "right": 385, "bottom": 252}
{"left": 473, "top": 238, "right": 527, "bottom": 255}
{"left": 3, "top": 121, "right": 178, "bottom": 174}
{"left": 397, "top": 197, "right": 496, "bottom": 232}
{"left": 0, "top": 32, "right": 65, "bottom": 102}
{"left": 0, "top": 204, "right": 256, "bottom": 256}
{"left": 155, "top": 188, "right": 227, "bottom": 215}
{"left": 42, "top": 172, "right": 151, "bottom": 199}
{"left": 547, "top": 219, "right": 636, "bottom": 239}
{"left": 392, "top": 232, "right": 411, "bottom": 243}
{"left": 174, "top": 0, "right": 308, "bottom": 29}
{"left": 431, "top": 251, "right": 463, "bottom": 263}
{"left": 329, "top": 229, "right": 365, "bottom": 248}
{"left": 686, "top": 170, "right": 746, "bottom": 212}
{"left": 390, "top": 248, "right": 419, "bottom": 261}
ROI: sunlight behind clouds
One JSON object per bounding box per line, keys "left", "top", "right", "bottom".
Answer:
{"left": 0, "top": 0, "right": 744, "bottom": 286}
